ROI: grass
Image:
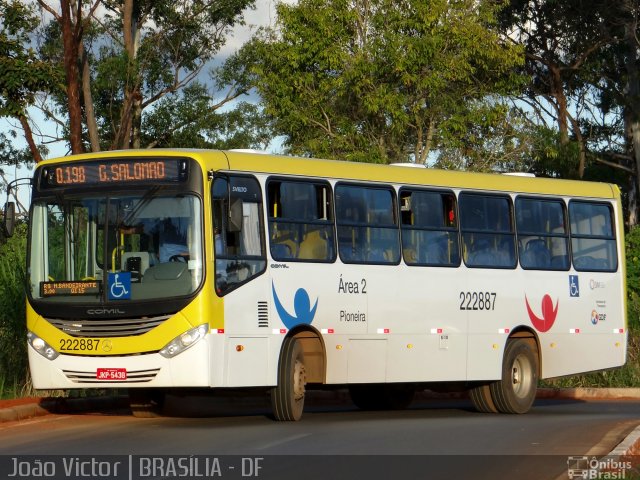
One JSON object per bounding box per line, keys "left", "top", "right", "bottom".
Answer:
{"left": 0, "top": 374, "right": 22, "bottom": 400}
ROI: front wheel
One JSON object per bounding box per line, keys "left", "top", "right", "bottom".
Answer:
{"left": 271, "top": 338, "right": 306, "bottom": 421}
{"left": 490, "top": 338, "right": 538, "bottom": 414}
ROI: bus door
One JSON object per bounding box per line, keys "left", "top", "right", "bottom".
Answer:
{"left": 212, "top": 174, "right": 268, "bottom": 386}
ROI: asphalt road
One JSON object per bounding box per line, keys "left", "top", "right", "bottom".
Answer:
{"left": 0, "top": 395, "right": 638, "bottom": 480}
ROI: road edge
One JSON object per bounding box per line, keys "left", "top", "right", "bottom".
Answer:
{"left": 1, "top": 388, "right": 639, "bottom": 459}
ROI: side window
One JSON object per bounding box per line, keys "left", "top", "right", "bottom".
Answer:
{"left": 460, "top": 193, "right": 516, "bottom": 269}
{"left": 212, "top": 176, "right": 266, "bottom": 295}
{"left": 400, "top": 189, "right": 460, "bottom": 266}
{"left": 335, "top": 184, "right": 400, "bottom": 264}
{"left": 267, "top": 180, "right": 335, "bottom": 262}
{"left": 569, "top": 201, "right": 617, "bottom": 272}
{"left": 516, "top": 198, "right": 569, "bottom": 270}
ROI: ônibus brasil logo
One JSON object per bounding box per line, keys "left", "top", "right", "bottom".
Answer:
{"left": 525, "top": 294, "right": 558, "bottom": 333}
{"left": 272, "top": 281, "right": 318, "bottom": 329}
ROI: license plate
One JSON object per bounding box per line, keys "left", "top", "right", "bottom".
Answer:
{"left": 96, "top": 368, "right": 127, "bottom": 380}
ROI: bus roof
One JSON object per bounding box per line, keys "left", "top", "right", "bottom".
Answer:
{"left": 40, "top": 148, "right": 618, "bottom": 199}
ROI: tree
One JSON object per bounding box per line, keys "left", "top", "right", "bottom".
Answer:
{"left": 500, "top": 0, "right": 640, "bottom": 225}
{"left": 55, "top": 0, "right": 257, "bottom": 151}
{"left": 37, "top": 0, "right": 101, "bottom": 154}
{"left": 500, "top": 0, "right": 629, "bottom": 180}
{"left": 140, "top": 82, "right": 274, "bottom": 150}
{"left": 602, "top": 0, "right": 640, "bottom": 225}
{"left": 2, "top": 0, "right": 260, "bottom": 161}
{"left": 0, "top": 0, "right": 61, "bottom": 162}
{"left": 93, "top": 0, "right": 257, "bottom": 150}
{"left": 244, "top": 0, "right": 524, "bottom": 164}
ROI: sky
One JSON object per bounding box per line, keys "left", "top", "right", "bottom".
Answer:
{"left": 2, "top": 0, "right": 286, "bottom": 211}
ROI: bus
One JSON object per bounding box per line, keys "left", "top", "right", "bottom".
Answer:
{"left": 6, "top": 149, "right": 626, "bottom": 420}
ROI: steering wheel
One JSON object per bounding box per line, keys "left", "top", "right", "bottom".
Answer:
{"left": 169, "top": 254, "right": 189, "bottom": 263}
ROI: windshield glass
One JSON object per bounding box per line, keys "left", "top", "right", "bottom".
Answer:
{"left": 29, "top": 192, "right": 203, "bottom": 303}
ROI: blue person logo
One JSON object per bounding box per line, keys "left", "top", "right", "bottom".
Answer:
{"left": 272, "top": 281, "right": 318, "bottom": 329}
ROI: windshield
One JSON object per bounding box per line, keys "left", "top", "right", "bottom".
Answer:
{"left": 28, "top": 192, "right": 203, "bottom": 304}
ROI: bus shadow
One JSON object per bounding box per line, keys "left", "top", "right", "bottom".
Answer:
{"left": 154, "top": 389, "right": 586, "bottom": 420}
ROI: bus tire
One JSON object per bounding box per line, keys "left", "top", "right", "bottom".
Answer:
{"left": 271, "top": 338, "right": 306, "bottom": 421}
{"left": 469, "top": 384, "right": 499, "bottom": 413}
{"left": 129, "top": 388, "right": 165, "bottom": 418}
{"left": 490, "top": 338, "right": 538, "bottom": 414}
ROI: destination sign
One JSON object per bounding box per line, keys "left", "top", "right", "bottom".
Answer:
{"left": 40, "top": 158, "right": 186, "bottom": 187}
{"left": 41, "top": 281, "right": 101, "bottom": 297}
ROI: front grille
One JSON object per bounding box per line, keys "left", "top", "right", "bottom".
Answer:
{"left": 63, "top": 368, "right": 160, "bottom": 383}
{"left": 47, "top": 315, "right": 171, "bottom": 337}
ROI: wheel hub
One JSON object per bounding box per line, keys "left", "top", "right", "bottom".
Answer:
{"left": 511, "top": 354, "right": 531, "bottom": 398}
{"left": 293, "top": 359, "right": 306, "bottom": 401}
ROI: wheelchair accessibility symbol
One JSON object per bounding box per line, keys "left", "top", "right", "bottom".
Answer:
{"left": 569, "top": 275, "right": 580, "bottom": 298}
{"left": 108, "top": 272, "right": 131, "bottom": 300}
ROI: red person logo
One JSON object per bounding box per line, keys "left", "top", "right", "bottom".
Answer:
{"left": 525, "top": 294, "right": 558, "bottom": 333}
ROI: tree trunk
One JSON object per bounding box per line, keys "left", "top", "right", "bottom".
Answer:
{"left": 119, "top": 0, "right": 142, "bottom": 149}
{"left": 80, "top": 41, "right": 100, "bottom": 152}
{"left": 550, "top": 64, "right": 570, "bottom": 146}
{"left": 624, "top": 17, "right": 640, "bottom": 227}
{"left": 18, "top": 114, "right": 43, "bottom": 163}
{"left": 628, "top": 174, "right": 638, "bottom": 227}
{"left": 60, "top": 0, "right": 84, "bottom": 154}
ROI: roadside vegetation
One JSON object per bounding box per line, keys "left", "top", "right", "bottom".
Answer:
{"left": 0, "top": 224, "right": 27, "bottom": 398}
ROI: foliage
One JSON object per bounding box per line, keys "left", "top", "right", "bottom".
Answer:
{"left": 91, "top": 0, "right": 257, "bottom": 149}
{"left": 0, "top": 0, "right": 62, "bottom": 118}
{"left": 0, "top": 131, "right": 42, "bottom": 170}
{"left": 140, "top": 83, "right": 274, "bottom": 150}
{"left": 1, "top": 0, "right": 264, "bottom": 158}
{"left": 499, "top": 0, "right": 640, "bottom": 224}
{"left": 625, "top": 226, "right": 640, "bottom": 329}
{"left": 0, "top": 223, "right": 27, "bottom": 390}
{"left": 434, "top": 106, "right": 536, "bottom": 173}
{"left": 245, "top": 0, "right": 524, "bottom": 164}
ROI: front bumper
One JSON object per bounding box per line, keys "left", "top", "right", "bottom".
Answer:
{"left": 28, "top": 335, "right": 212, "bottom": 389}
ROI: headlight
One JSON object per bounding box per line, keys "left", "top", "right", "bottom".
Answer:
{"left": 27, "top": 332, "right": 59, "bottom": 360}
{"left": 159, "top": 324, "right": 208, "bottom": 358}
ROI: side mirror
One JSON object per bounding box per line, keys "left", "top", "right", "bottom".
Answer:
{"left": 3, "top": 202, "right": 15, "bottom": 237}
{"left": 228, "top": 197, "right": 243, "bottom": 233}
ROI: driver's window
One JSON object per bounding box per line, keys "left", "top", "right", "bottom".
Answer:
{"left": 212, "top": 175, "right": 266, "bottom": 295}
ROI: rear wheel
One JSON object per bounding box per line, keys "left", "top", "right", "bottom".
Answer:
{"left": 490, "top": 338, "right": 538, "bottom": 414}
{"left": 271, "top": 338, "right": 306, "bottom": 421}
{"left": 469, "top": 384, "right": 498, "bottom": 413}
{"left": 129, "top": 388, "right": 165, "bottom": 418}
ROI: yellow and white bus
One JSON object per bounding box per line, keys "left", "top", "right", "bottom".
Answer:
{"left": 10, "top": 149, "right": 626, "bottom": 420}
